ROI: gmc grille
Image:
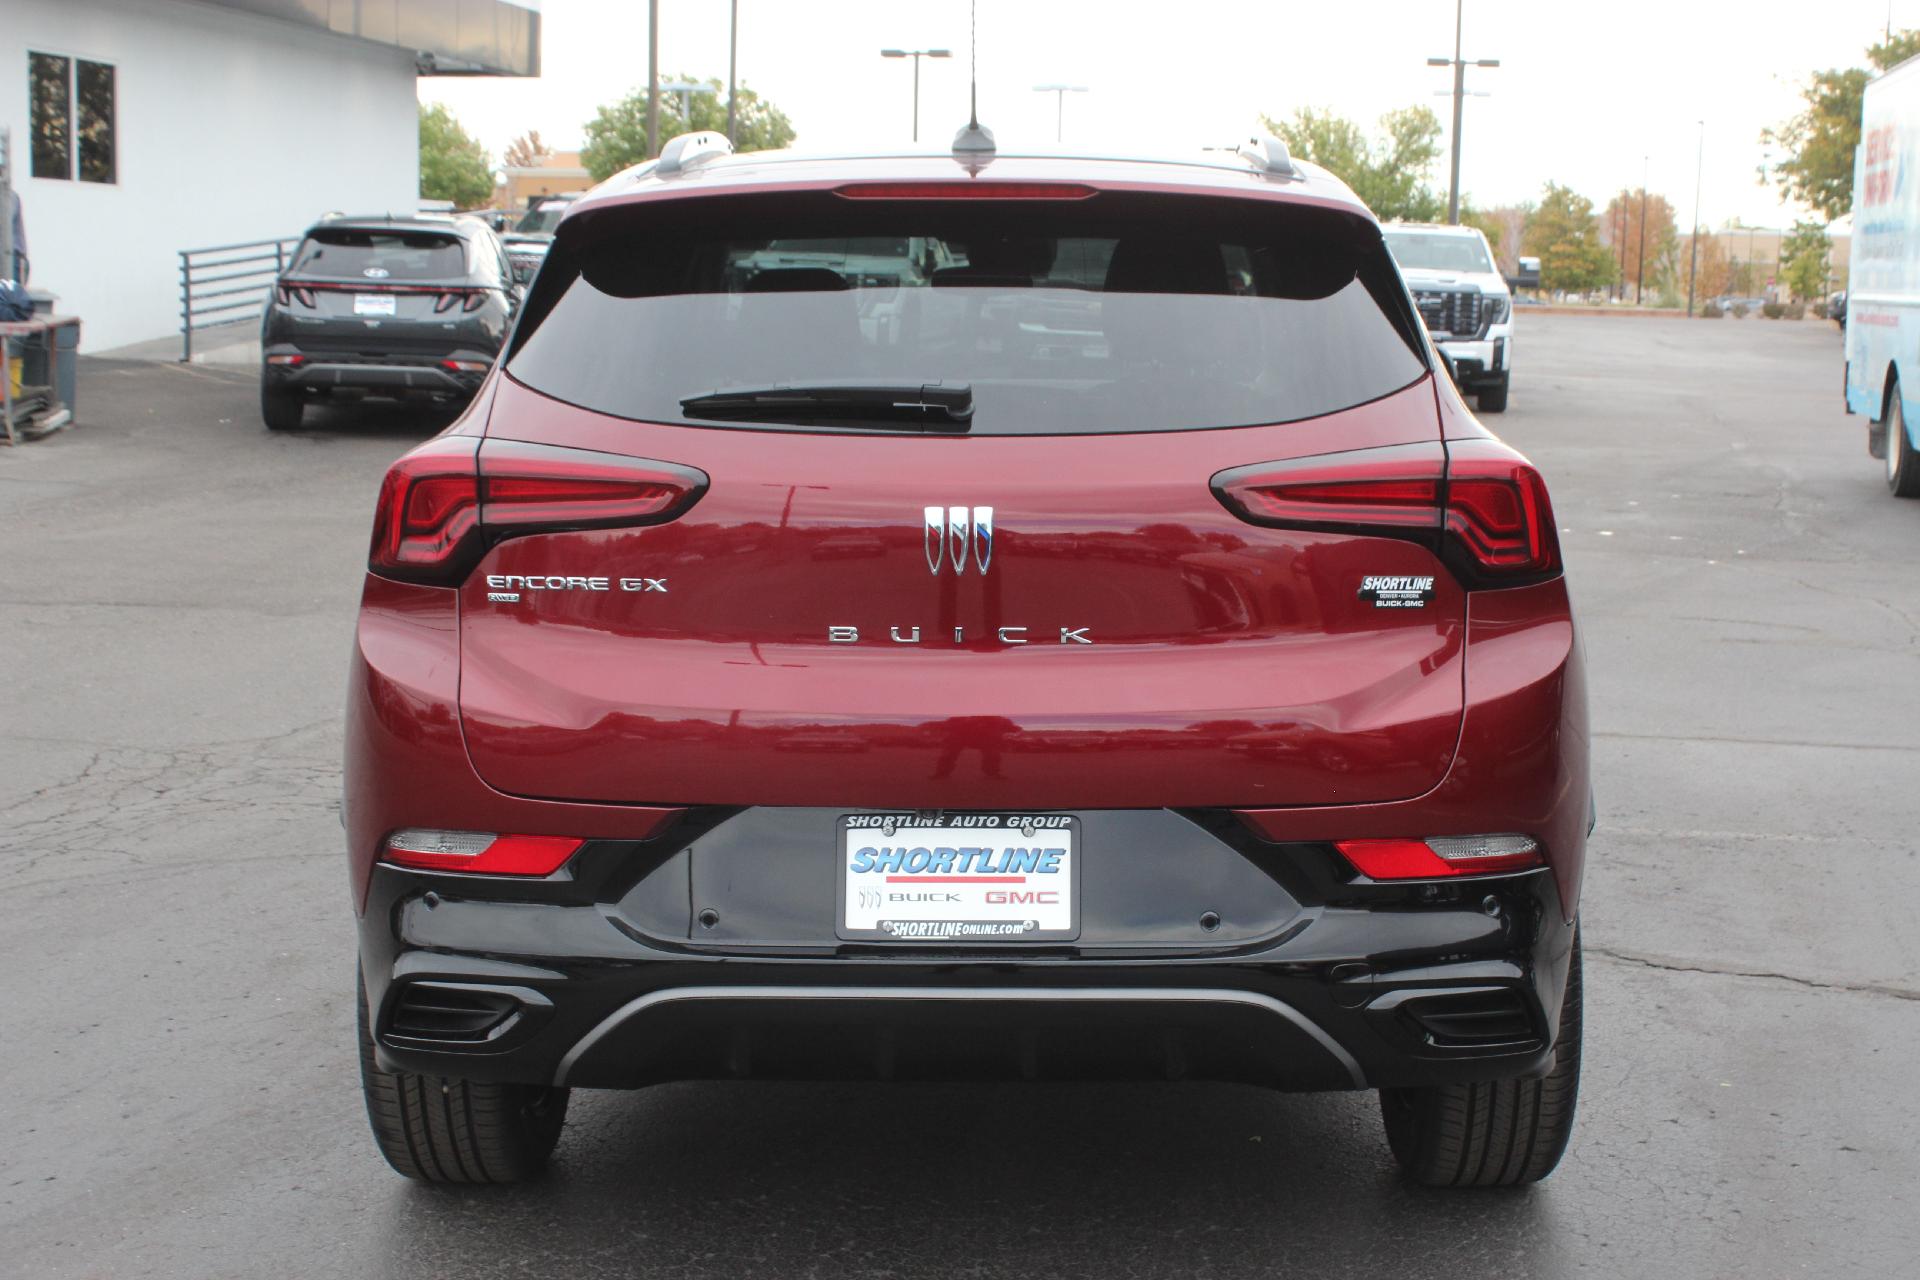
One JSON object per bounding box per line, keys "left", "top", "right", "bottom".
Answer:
{"left": 1413, "top": 289, "right": 1486, "bottom": 340}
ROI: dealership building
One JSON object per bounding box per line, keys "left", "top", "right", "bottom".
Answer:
{"left": 0, "top": 0, "right": 539, "bottom": 351}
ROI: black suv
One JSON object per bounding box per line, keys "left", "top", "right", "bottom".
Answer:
{"left": 259, "top": 216, "right": 519, "bottom": 430}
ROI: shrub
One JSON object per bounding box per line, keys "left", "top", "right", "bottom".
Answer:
{"left": 1703, "top": 302, "right": 1725, "bottom": 318}
{"left": 1762, "top": 301, "right": 1785, "bottom": 319}
{"left": 1786, "top": 301, "right": 1807, "bottom": 320}
{"left": 1732, "top": 303, "right": 1750, "bottom": 318}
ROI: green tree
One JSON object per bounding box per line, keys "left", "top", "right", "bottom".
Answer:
{"left": 418, "top": 103, "right": 494, "bottom": 209}
{"left": 1780, "top": 219, "right": 1832, "bottom": 300}
{"left": 1765, "top": 29, "right": 1920, "bottom": 221}
{"left": 582, "top": 76, "right": 796, "bottom": 181}
{"left": 1523, "top": 183, "right": 1615, "bottom": 294}
{"left": 1262, "top": 104, "right": 1445, "bottom": 222}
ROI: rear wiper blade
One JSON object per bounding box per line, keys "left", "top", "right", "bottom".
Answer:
{"left": 679, "top": 381, "right": 974, "bottom": 429}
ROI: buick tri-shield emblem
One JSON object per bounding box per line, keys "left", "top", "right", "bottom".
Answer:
{"left": 925, "top": 505, "right": 994, "bottom": 575}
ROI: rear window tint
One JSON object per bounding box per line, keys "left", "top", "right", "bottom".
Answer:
{"left": 291, "top": 228, "right": 467, "bottom": 282}
{"left": 507, "top": 192, "right": 1427, "bottom": 435}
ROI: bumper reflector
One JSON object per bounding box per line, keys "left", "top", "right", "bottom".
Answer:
{"left": 1335, "top": 835, "right": 1541, "bottom": 880}
{"left": 383, "top": 829, "right": 583, "bottom": 876}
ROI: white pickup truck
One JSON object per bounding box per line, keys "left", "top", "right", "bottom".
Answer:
{"left": 1384, "top": 222, "right": 1515, "bottom": 413}
{"left": 1845, "top": 52, "right": 1920, "bottom": 496}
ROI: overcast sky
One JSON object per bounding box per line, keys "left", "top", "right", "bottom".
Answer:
{"left": 423, "top": 0, "right": 1918, "bottom": 230}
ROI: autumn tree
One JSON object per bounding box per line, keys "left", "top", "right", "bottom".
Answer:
{"left": 582, "top": 76, "right": 796, "bottom": 181}
{"left": 1764, "top": 29, "right": 1920, "bottom": 220}
{"left": 1601, "top": 188, "right": 1679, "bottom": 300}
{"left": 1523, "top": 184, "right": 1615, "bottom": 294}
{"left": 418, "top": 104, "right": 493, "bottom": 209}
{"left": 1682, "top": 231, "right": 1730, "bottom": 302}
{"left": 1263, "top": 105, "right": 1446, "bottom": 222}
{"left": 504, "top": 130, "right": 547, "bottom": 168}
{"left": 1780, "top": 220, "right": 1833, "bottom": 300}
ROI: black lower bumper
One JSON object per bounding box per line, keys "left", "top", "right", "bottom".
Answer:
{"left": 358, "top": 811, "right": 1577, "bottom": 1094}
{"left": 275, "top": 361, "right": 482, "bottom": 396}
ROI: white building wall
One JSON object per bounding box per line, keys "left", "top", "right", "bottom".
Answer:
{"left": 0, "top": 0, "right": 420, "bottom": 351}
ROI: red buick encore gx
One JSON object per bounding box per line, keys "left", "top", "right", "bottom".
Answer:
{"left": 346, "top": 129, "right": 1590, "bottom": 1187}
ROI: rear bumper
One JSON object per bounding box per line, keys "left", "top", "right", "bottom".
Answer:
{"left": 276, "top": 361, "right": 484, "bottom": 395}
{"left": 360, "top": 860, "right": 1575, "bottom": 1093}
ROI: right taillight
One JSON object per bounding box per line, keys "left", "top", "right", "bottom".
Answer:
{"left": 1212, "top": 438, "right": 1560, "bottom": 586}
{"left": 367, "top": 437, "right": 709, "bottom": 586}
{"left": 1441, "top": 439, "right": 1559, "bottom": 578}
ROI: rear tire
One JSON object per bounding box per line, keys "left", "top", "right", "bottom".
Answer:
{"left": 261, "top": 379, "right": 305, "bottom": 432}
{"left": 357, "top": 972, "right": 569, "bottom": 1183}
{"left": 1380, "top": 925, "right": 1582, "bottom": 1187}
{"left": 1475, "top": 374, "right": 1510, "bottom": 414}
{"left": 1887, "top": 387, "right": 1920, "bottom": 497}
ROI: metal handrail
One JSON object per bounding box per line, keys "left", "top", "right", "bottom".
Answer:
{"left": 179, "top": 236, "right": 297, "bottom": 361}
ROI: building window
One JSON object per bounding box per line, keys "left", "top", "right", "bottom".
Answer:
{"left": 28, "top": 52, "right": 115, "bottom": 184}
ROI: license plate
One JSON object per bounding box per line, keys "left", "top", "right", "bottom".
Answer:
{"left": 353, "top": 293, "right": 397, "bottom": 316}
{"left": 838, "top": 813, "right": 1079, "bottom": 942}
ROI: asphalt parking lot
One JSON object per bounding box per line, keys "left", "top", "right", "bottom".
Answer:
{"left": 2, "top": 313, "right": 1916, "bottom": 1279}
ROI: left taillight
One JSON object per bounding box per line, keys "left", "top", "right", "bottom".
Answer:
{"left": 274, "top": 283, "right": 315, "bottom": 307}
{"left": 1211, "top": 438, "right": 1560, "bottom": 586}
{"left": 383, "top": 828, "right": 583, "bottom": 876}
{"left": 367, "top": 437, "right": 709, "bottom": 586}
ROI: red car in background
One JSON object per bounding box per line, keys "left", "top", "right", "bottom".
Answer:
{"left": 345, "top": 131, "right": 1589, "bottom": 1187}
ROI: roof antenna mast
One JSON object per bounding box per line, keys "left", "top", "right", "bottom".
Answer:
{"left": 952, "top": 0, "right": 996, "bottom": 156}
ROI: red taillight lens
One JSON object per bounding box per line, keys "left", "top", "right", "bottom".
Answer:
{"left": 834, "top": 181, "right": 1098, "bottom": 200}
{"left": 434, "top": 291, "right": 461, "bottom": 313}
{"left": 1442, "top": 441, "right": 1560, "bottom": 577}
{"left": 275, "top": 283, "right": 315, "bottom": 307}
{"left": 1213, "top": 442, "right": 1446, "bottom": 535}
{"left": 463, "top": 290, "right": 488, "bottom": 312}
{"left": 367, "top": 435, "right": 483, "bottom": 584}
{"left": 480, "top": 439, "right": 708, "bottom": 534}
{"left": 1335, "top": 835, "right": 1543, "bottom": 880}
{"left": 383, "top": 828, "right": 583, "bottom": 876}
{"left": 368, "top": 438, "right": 709, "bottom": 586}
{"left": 1212, "top": 440, "right": 1560, "bottom": 585}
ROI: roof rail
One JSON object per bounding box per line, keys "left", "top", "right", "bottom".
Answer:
{"left": 1235, "top": 134, "right": 1298, "bottom": 179}
{"left": 655, "top": 131, "right": 734, "bottom": 177}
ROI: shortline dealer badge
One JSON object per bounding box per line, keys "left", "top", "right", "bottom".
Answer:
{"left": 1358, "top": 574, "right": 1436, "bottom": 608}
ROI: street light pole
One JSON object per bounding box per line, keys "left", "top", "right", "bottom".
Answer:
{"left": 647, "top": 0, "right": 660, "bottom": 158}
{"left": 1427, "top": 0, "right": 1499, "bottom": 225}
{"left": 880, "top": 48, "right": 952, "bottom": 142}
{"left": 1636, "top": 156, "right": 1649, "bottom": 305}
{"left": 1032, "top": 84, "right": 1089, "bottom": 143}
{"left": 726, "top": 0, "right": 739, "bottom": 145}
{"left": 1687, "top": 120, "right": 1704, "bottom": 317}
{"left": 661, "top": 80, "right": 715, "bottom": 127}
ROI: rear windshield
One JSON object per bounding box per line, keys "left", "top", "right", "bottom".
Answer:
{"left": 290, "top": 228, "right": 467, "bottom": 282}
{"left": 1383, "top": 230, "right": 1495, "bottom": 274}
{"left": 507, "top": 193, "right": 1427, "bottom": 435}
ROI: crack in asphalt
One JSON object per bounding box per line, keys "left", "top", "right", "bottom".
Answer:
{"left": 1593, "top": 730, "right": 1920, "bottom": 753}
{"left": 1589, "top": 945, "right": 1920, "bottom": 1002}
{"left": 0, "top": 717, "right": 340, "bottom": 892}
